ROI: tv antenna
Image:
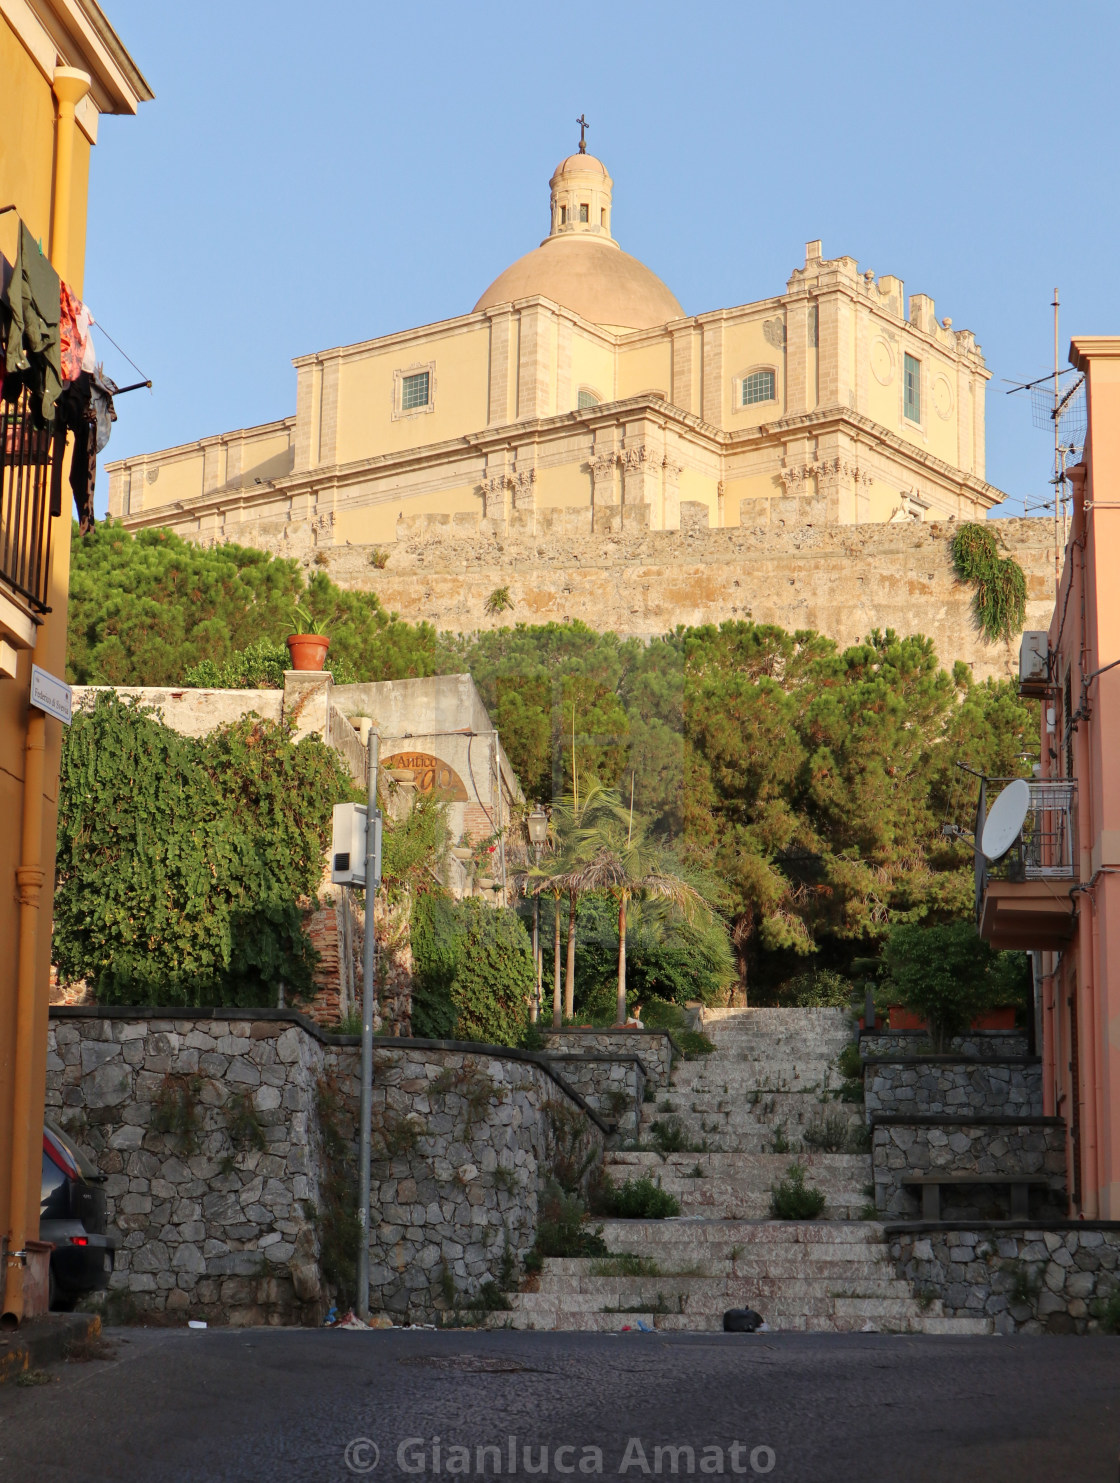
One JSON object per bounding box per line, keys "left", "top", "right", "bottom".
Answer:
{"left": 1004, "top": 289, "right": 1085, "bottom": 598}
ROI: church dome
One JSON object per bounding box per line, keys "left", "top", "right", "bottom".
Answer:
{"left": 473, "top": 147, "right": 683, "bottom": 332}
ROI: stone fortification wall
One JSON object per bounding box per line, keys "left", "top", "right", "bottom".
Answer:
{"left": 47, "top": 1009, "right": 601, "bottom": 1325}
{"left": 889, "top": 1226, "right": 1120, "bottom": 1334}
{"left": 872, "top": 1117, "right": 1067, "bottom": 1220}
{"left": 322, "top": 516, "right": 1055, "bottom": 680}
{"left": 865, "top": 1057, "right": 1042, "bottom": 1119}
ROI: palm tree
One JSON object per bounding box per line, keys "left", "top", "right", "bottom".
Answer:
{"left": 559, "top": 786, "right": 712, "bottom": 1026}
{"left": 546, "top": 780, "right": 614, "bottom": 1023}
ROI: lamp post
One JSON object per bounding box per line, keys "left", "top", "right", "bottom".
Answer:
{"left": 527, "top": 807, "right": 549, "bottom": 1025}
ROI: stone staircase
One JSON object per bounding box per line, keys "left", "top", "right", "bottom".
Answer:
{"left": 495, "top": 1008, "right": 991, "bottom": 1334}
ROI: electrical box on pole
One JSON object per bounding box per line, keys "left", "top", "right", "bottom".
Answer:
{"left": 331, "top": 803, "right": 382, "bottom": 886}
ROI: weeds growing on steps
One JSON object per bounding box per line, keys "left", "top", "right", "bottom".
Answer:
{"left": 802, "top": 1111, "right": 869, "bottom": 1154}
{"left": 649, "top": 1116, "right": 701, "bottom": 1154}
{"left": 769, "top": 1163, "right": 827, "bottom": 1220}
{"left": 589, "top": 1254, "right": 661, "bottom": 1277}
{"left": 769, "top": 1124, "right": 793, "bottom": 1154}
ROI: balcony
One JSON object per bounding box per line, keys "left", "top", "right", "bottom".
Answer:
{"left": 0, "top": 378, "right": 64, "bottom": 617}
{"left": 974, "top": 777, "right": 1078, "bottom": 951}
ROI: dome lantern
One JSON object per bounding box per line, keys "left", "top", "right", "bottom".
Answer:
{"left": 548, "top": 151, "right": 615, "bottom": 246}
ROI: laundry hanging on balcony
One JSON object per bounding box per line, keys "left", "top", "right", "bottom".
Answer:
{"left": 59, "top": 280, "right": 96, "bottom": 382}
{"left": 56, "top": 369, "right": 117, "bottom": 535}
{"left": 2, "top": 221, "right": 62, "bottom": 421}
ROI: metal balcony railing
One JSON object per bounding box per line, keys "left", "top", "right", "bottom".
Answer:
{"left": 972, "top": 775, "right": 1078, "bottom": 915}
{"left": 0, "top": 374, "right": 64, "bottom": 613}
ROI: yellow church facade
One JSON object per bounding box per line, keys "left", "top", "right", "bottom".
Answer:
{"left": 107, "top": 148, "right": 1004, "bottom": 553}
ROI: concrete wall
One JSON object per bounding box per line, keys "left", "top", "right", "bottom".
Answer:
{"left": 45, "top": 1009, "right": 602, "bottom": 1325}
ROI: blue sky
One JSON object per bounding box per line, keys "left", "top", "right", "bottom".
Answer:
{"left": 84, "top": 0, "right": 1120, "bottom": 520}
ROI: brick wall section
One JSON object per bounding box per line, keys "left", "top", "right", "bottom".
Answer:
{"left": 889, "top": 1226, "right": 1120, "bottom": 1334}
{"left": 539, "top": 1029, "right": 674, "bottom": 1089}
{"left": 865, "top": 1058, "right": 1042, "bottom": 1119}
{"left": 46, "top": 1009, "right": 602, "bottom": 1325}
{"left": 872, "top": 1118, "right": 1067, "bottom": 1219}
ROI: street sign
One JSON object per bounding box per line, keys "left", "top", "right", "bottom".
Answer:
{"left": 29, "top": 664, "right": 72, "bottom": 725}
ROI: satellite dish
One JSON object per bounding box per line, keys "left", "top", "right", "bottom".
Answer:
{"left": 981, "top": 779, "right": 1031, "bottom": 862}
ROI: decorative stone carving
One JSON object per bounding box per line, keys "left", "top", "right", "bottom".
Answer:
{"left": 311, "top": 511, "right": 335, "bottom": 547}
{"left": 763, "top": 317, "right": 786, "bottom": 350}
{"left": 780, "top": 459, "right": 872, "bottom": 494}
{"left": 511, "top": 467, "right": 536, "bottom": 511}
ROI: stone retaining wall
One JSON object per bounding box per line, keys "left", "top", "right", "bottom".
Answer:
{"left": 539, "top": 1029, "right": 673, "bottom": 1089}
{"left": 865, "top": 1058, "right": 1041, "bottom": 1119}
{"left": 47, "top": 1009, "right": 602, "bottom": 1325}
{"left": 322, "top": 1041, "right": 604, "bottom": 1318}
{"left": 535, "top": 1054, "right": 645, "bottom": 1140}
{"left": 889, "top": 1225, "right": 1120, "bottom": 1334}
{"left": 861, "top": 1032, "right": 1029, "bottom": 1060}
{"left": 872, "top": 1119, "right": 1067, "bottom": 1220}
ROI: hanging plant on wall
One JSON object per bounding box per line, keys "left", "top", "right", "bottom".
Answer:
{"left": 951, "top": 523, "right": 1027, "bottom": 643}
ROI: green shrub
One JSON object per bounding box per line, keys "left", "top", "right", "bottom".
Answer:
{"left": 884, "top": 920, "right": 1029, "bottom": 1050}
{"left": 411, "top": 894, "right": 533, "bottom": 1046}
{"left": 802, "top": 1113, "right": 855, "bottom": 1153}
{"left": 534, "top": 1181, "right": 608, "bottom": 1258}
{"left": 951, "top": 524, "right": 1028, "bottom": 643}
{"left": 1092, "top": 1288, "right": 1120, "bottom": 1334}
{"left": 777, "top": 969, "right": 854, "bottom": 1009}
{"left": 598, "top": 1175, "right": 681, "bottom": 1220}
{"left": 769, "top": 1163, "right": 827, "bottom": 1220}
{"left": 674, "top": 1030, "right": 716, "bottom": 1060}
{"left": 837, "top": 1042, "right": 863, "bottom": 1080}
{"left": 54, "top": 694, "right": 346, "bottom": 1006}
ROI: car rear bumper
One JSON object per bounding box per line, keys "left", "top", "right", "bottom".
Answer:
{"left": 43, "top": 1229, "right": 117, "bottom": 1295}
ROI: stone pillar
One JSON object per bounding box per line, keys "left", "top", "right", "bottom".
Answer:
{"left": 590, "top": 451, "right": 619, "bottom": 533}
{"left": 662, "top": 457, "right": 683, "bottom": 530}
{"left": 487, "top": 311, "right": 514, "bottom": 426}
{"left": 509, "top": 467, "right": 537, "bottom": 532}
{"left": 516, "top": 305, "right": 554, "bottom": 422}
{"left": 283, "top": 670, "right": 333, "bottom": 744}
{"left": 671, "top": 325, "right": 698, "bottom": 414}
{"left": 620, "top": 445, "right": 656, "bottom": 529}
{"left": 701, "top": 320, "right": 724, "bottom": 426}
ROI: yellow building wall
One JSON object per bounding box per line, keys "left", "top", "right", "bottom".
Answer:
{"left": 678, "top": 466, "right": 718, "bottom": 522}
{"left": 334, "top": 327, "right": 492, "bottom": 464}
{"left": 0, "top": 28, "right": 56, "bottom": 262}
{"left": 723, "top": 319, "right": 782, "bottom": 430}
{"left": 569, "top": 332, "right": 615, "bottom": 408}
{"left": 534, "top": 460, "right": 589, "bottom": 510}
{"left": 616, "top": 339, "right": 672, "bottom": 400}
{"left": 135, "top": 451, "right": 207, "bottom": 510}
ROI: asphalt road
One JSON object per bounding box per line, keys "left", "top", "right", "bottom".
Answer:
{"left": 0, "top": 1327, "right": 1117, "bottom": 1483}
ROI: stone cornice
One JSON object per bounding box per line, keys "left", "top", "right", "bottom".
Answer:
{"left": 116, "top": 395, "right": 1007, "bottom": 533}
{"left": 1069, "top": 336, "right": 1120, "bottom": 370}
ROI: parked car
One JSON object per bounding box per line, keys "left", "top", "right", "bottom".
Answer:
{"left": 41, "top": 1120, "right": 117, "bottom": 1309}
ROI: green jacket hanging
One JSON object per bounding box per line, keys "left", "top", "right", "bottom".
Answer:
{"left": 4, "top": 221, "right": 61, "bottom": 421}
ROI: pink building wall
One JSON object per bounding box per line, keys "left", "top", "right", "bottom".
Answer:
{"left": 1040, "top": 336, "right": 1120, "bottom": 1218}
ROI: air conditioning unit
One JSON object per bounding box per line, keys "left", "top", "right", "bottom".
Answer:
{"left": 1019, "top": 631, "right": 1050, "bottom": 697}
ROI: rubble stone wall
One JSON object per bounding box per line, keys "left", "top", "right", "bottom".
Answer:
{"left": 539, "top": 1029, "right": 673, "bottom": 1089}
{"left": 889, "top": 1226, "right": 1120, "bottom": 1334}
{"left": 47, "top": 1010, "right": 601, "bottom": 1325}
{"left": 872, "top": 1118, "right": 1067, "bottom": 1220}
{"left": 865, "top": 1057, "right": 1042, "bottom": 1119}
{"left": 861, "top": 1032, "right": 1029, "bottom": 1060}
{"left": 535, "top": 1053, "right": 646, "bottom": 1139}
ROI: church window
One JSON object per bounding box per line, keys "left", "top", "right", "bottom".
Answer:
{"left": 560, "top": 206, "right": 568, "bottom": 225}
{"left": 904, "top": 354, "right": 921, "bottom": 422}
{"left": 601, "top": 208, "right": 607, "bottom": 226}
{"left": 577, "top": 388, "right": 600, "bottom": 409}
{"left": 742, "top": 370, "right": 776, "bottom": 406}
{"left": 401, "top": 371, "right": 431, "bottom": 411}
{"left": 579, "top": 203, "right": 589, "bottom": 223}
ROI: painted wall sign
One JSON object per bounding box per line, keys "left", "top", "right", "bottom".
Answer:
{"left": 382, "top": 752, "right": 469, "bottom": 801}
{"left": 30, "top": 664, "right": 72, "bottom": 725}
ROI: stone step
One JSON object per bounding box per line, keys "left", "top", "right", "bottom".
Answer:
{"left": 540, "top": 1257, "right": 902, "bottom": 1281}
{"left": 532, "top": 1277, "right": 918, "bottom": 1304}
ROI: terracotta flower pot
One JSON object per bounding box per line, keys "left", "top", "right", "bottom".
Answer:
{"left": 286, "top": 633, "right": 330, "bottom": 671}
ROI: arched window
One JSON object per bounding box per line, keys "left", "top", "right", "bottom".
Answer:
{"left": 742, "top": 369, "right": 776, "bottom": 406}
{"left": 577, "top": 388, "right": 601, "bottom": 409}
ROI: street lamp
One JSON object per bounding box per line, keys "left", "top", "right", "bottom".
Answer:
{"left": 527, "top": 807, "right": 549, "bottom": 1025}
